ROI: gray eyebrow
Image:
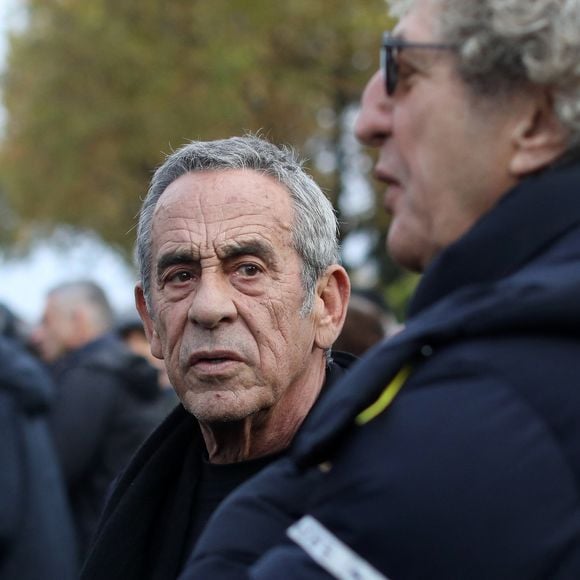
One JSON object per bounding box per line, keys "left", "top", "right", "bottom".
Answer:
{"left": 155, "top": 240, "right": 277, "bottom": 279}
{"left": 156, "top": 251, "right": 196, "bottom": 278}
{"left": 219, "top": 240, "right": 276, "bottom": 265}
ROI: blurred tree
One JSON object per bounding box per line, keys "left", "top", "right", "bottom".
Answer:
{"left": 1, "top": 0, "right": 411, "bottom": 309}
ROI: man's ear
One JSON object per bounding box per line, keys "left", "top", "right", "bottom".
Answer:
{"left": 135, "top": 284, "right": 164, "bottom": 360}
{"left": 509, "top": 90, "right": 568, "bottom": 177}
{"left": 313, "top": 265, "right": 350, "bottom": 351}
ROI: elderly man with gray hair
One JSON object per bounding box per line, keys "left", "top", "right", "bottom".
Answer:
{"left": 180, "top": 0, "right": 580, "bottom": 578}
{"left": 80, "top": 135, "right": 352, "bottom": 580}
{"left": 32, "top": 280, "right": 167, "bottom": 561}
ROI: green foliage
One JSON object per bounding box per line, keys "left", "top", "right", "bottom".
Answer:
{"left": 1, "top": 0, "right": 415, "bottom": 309}
{"left": 1, "top": 0, "right": 389, "bottom": 250}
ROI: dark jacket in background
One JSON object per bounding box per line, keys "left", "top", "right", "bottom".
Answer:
{"left": 0, "top": 336, "right": 77, "bottom": 580}
{"left": 80, "top": 353, "right": 355, "bottom": 580}
{"left": 184, "top": 163, "right": 580, "bottom": 578}
{"left": 49, "top": 333, "right": 167, "bottom": 558}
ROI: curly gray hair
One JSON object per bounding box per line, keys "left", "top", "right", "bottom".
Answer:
{"left": 389, "top": 0, "right": 580, "bottom": 149}
{"left": 135, "top": 135, "right": 340, "bottom": 316}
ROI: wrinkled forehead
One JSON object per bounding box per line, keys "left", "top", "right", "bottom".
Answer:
{"left": 162, "top": 167, "right": 290, "bottom": 211}
{"left": 151, "top": 168, "right": 296, "bottom": 244}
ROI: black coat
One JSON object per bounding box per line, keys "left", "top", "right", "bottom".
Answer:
{"left": 185, "top": 162, "right": 580, "bottom": 579}
{"left": 49, "top": 333, "right": 168, "bottom": 557}
{"left": 0, "top": 337, "right": 78, "bottom": 580}
{"left": 80, "top": 353, "right": 355, "bottom": 580}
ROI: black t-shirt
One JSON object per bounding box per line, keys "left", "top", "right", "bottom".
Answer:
{"left": 180, "top": 451, "right": 283, "bottom": 569}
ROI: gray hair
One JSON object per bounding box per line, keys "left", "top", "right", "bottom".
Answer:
{"left": 136, "top": 135, "right": 340, "bottom": 316}
{"left": 48, "top": 280, "right": 114, "bottom": 331}
{"left": 389, "top": 0, "right": 580, "bottom": 149}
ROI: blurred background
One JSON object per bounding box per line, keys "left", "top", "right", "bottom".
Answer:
{"left": 0, "top": 0, "right": 419, "bottom": 326}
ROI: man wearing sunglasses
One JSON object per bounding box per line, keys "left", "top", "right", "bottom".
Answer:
{"left": 182, "top": 0, "right": 580, "bottom": 578}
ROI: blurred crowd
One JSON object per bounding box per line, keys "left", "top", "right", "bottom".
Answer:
{"left": 0, "top": 279, "right": 395, "bottom": 577}
{"left": 0, "top": 280, "right": 179, "bottom": 576}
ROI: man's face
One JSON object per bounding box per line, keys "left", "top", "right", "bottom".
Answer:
{"left": 137, "top": 169, "right": 324, "bottom": 424}
{"left": 355, "top": 0, "right": 520, "bottom": 271}
{"left": 32, "top": 296, "right": 74, "bottom": 363}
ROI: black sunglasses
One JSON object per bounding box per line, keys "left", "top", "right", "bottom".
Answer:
{"left": 381, "top": 32, "right": 458, "bottom": 96}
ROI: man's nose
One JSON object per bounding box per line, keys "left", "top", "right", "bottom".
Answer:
{"left": 354, "top": 69, "right": 393, "bottom": 148}
{"left": 187, "top": 273, "right": 237, "bottom": 329}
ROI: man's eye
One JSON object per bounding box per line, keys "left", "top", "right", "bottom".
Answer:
{"left": 238, "top": 264, "right": 261, "bottom": 277}
{"left": 167, "top": 271, "right": 193, "bottom": 284}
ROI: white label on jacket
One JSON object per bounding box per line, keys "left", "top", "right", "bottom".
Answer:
{"left": 287, "top": 515, "right": 389, "bottom": 580}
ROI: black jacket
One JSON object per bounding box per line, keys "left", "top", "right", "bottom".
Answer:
{"left": 80, "top": 353, "right": 355, "bottom": 580}
{"left": 0, "top": 337, "right": 78, "bottom": 580}
{"left": 49, "top": 333, "right": 167, "bottom": 557}
{"left": 185, "top": 162, "right": 580, "bottom": 579}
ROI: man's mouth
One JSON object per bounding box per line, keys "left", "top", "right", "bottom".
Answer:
{"left": 189, "top": 351, "right": 243, "bottom": 372}
{"left": 196, "top": 357, "right": 229, "bottom": 365}
{"left": 374, "top": 167, "right": 400, "bottom": 188}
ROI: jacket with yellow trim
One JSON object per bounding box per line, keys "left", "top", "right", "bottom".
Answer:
{"left": 183, "top": 161, "right": 580, "bottom": 579}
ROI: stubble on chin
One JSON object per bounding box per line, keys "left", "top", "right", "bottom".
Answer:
{"left": 180, "top": 384, "right": 270, "bottom": 424}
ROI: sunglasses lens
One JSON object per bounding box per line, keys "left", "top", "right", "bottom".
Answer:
{"left": 386, "top": 48, "right": 396, "bottom": 95}
{"left": 381, "top": 45, "right": 396, "bottom": 96}
{"left": 380, "top": 46, "right": 387, "bottom": 93}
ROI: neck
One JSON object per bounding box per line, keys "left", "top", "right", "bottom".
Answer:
{"left": 199, "top": 358, "right": 327, "bottom": 464}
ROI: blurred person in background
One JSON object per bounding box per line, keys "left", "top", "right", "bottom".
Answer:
{"left": 333, "top": 288, "right": 401, "bottom": 356}
{"left": 181, "top": 0, "right": 580, "bottom": 577}
{"left": 80, "top": 135, "right": 352, "bottom": 580}
{"left": 0, "top": 334, "right": 78, "bottom": 579}
{"left": 31, "top": 280, "right": 167, "bottom": 559}
{"left": 116, "top": 312, "right": 178, "bottom": 415}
